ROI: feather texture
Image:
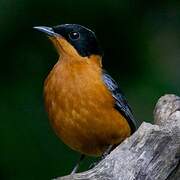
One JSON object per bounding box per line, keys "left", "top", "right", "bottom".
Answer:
{"left": 102, "top": 71, "right": 137, "bottom": 133}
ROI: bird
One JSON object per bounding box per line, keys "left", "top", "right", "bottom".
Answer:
{"left": 34, "top": 24, "right": 137, "bottom": 173}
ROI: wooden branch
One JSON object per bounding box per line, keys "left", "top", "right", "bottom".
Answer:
{"left": 54, "top": 94, "right": 180, "bottom": 180}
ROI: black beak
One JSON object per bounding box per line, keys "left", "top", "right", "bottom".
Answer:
{"left": 33, "top": 26, "right": 55, "bottom": 36}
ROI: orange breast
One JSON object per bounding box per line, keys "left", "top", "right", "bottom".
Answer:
{"left": 44, "top": 56, "right": 131, "bottom": 156}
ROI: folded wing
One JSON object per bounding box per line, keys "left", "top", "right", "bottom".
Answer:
{"left": 102, "top": 71, "right": 137, "bottom": 134}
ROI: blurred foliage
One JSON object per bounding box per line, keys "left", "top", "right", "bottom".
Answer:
{"left": 0, "top": 0, "right": 180, "bottom": 179}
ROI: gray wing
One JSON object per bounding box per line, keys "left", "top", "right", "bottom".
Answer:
{"left": 102, "top": 71, "right": 137, "bottom": 134}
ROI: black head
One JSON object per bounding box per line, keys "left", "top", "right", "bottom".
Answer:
{"left": 52, "top": 24, "right": 103, "bottom": 57}
{"left": 34, "top": 24, "right": 103, "bottom": 57}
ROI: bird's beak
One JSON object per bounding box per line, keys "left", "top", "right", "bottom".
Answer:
{"left": 34, "top": 25, "right": 71, "bottom": 56}
{"left": 33, "top": 26, "right": 56, "bottom": 36}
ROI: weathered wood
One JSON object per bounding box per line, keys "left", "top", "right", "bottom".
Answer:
{"left": 54, "top": 94, "right": 180, "bottom": 180}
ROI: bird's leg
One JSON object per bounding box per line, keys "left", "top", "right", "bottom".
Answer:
{"left": 89, "top": 145, "right": 114, "bottom": 169}
{"left": 71, "top": 154, "right": 85, "bottom": 174}
{"left": 100, "top": 144, "right": 114, "bottom": 160}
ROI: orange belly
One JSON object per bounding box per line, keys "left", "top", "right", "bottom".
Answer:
{"left": 44, "top": 60, "right": 131, "bottom": 156}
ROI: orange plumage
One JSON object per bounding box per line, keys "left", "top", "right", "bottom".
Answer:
{"left": 34, "top": 24, "right": 136, "bottom": 163}
{"left": 44, "top": 53, "right": 131, "bottom": 156}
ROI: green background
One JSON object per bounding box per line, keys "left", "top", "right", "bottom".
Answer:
{"left": 0, "top": 0, "right": 180, "bottom": 179}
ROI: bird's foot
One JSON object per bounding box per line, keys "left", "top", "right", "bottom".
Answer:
{"left": 70, "top": 154, "right": 85, "bottom": 174}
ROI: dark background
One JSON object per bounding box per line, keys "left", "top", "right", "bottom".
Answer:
{"left": 0, "top": 0, "right": 180, "bottom": 179}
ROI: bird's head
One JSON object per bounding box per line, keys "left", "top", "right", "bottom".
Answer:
{"left": 34, "top": 24, "right": 103, "bottom": 63}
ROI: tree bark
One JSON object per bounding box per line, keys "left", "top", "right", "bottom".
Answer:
{"left": 55, "top": 94, "right": 180, "bottom": 180}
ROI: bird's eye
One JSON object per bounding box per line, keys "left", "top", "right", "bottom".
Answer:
{"left": 69, "top": 31, "right": 80, "bottom": 40}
